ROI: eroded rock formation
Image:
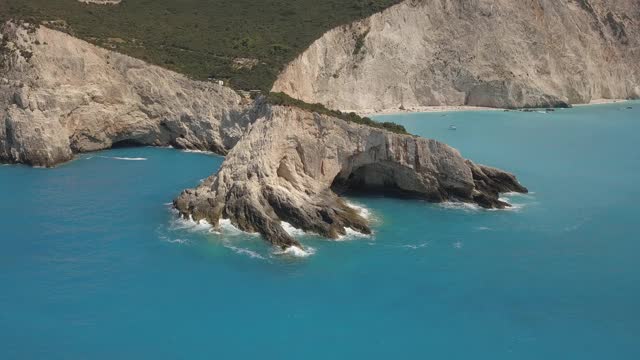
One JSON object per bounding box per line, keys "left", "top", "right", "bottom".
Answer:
{"left": 273, "top": 0, "right": 640, "bottom": 111}
{"left": 1, "top": 23, "right": 527, "bottom": 249}
{"left": 0, "top": 22, "right": 253, "bottom": 167}
{"left": 174, "top": 105, "right": 527, "bottom": 248}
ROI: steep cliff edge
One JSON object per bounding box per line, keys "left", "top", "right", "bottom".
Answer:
{"left": 273, "top": 0, "right": 640, "bottom": 111}
{"left": 174, "top": 105, "right": 527, "bottom": 248}
{"left": 0, "top": 22, "right": 253, "bottom": 167}
{"left": 1, "top": 23, "right": 527, "bottom": 249}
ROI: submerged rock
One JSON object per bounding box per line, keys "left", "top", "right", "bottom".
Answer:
{"left": 174, "top": 105, "right": 527, "bottom": 248}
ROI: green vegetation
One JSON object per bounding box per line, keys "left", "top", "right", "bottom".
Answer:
{"left": 267, "top": 92, "right": 408, "bottom": 135}
{"left": 353, "top": 30, "right": 369, "bottom": 55}
{"left": 0, "top": 0, "right": 401, "bottom": 91}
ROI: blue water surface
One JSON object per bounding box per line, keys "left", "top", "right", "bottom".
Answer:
{"left": 1, "top": 102, "right": 639, "bottom": 359}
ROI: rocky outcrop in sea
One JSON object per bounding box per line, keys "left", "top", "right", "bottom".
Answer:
{"left": 0, "top": 22, "right": 527, "bottom": 249}
{"left": 173, "top": 105, "right": 527, "bottom": 248}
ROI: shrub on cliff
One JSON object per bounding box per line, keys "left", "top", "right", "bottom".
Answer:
{"left": 0, "top": 0, "right": 401, "bottom": 91}
{"left": 267, "top": 92, "right": 408, "bottom": 135}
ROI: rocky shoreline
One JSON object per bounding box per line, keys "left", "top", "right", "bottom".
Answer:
{"left": 1, "top": 22, "right": 527, "bottom": 249}
{"left": 0, "top": 22, "right": 253, "bottom": 167}
{"left": 173, "top": 105, "right": 527, "bottom": 249}
{"left": 355, "top": 99, "right": 632, "bottom": 117}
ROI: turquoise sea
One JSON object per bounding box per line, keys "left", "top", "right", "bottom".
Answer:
{"left": 1, "top": 102, "right": 639, "bottom": 359}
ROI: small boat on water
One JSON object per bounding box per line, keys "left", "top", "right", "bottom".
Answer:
{"left": 449, "top": 125, "right": 457, "bottom": 130}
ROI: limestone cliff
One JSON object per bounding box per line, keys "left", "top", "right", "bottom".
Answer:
{"left": 0, "top": 22, "right": 253, "bottom": 167}
{"left": 273, "top": 0, "right": 640, "bottom": 111}
{"left": 1, "top": 23, "right": 527, "bottom": 249}
{"left": 174, "top": 105, "right": 527, "bottom": 248}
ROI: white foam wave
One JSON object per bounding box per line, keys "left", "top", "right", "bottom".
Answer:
{"left": 453, "top": 241, "right": 463, "bottom": 249}
{"left": 113, "top": 157, "right": 147, "bottom": 161}
{"left": 275, "top": 245, "right": 316, "bottom": 258}
{"left": 165, "top": 211, "right": 265, "bottom": 257}
{"left": 502, "top": 191, "right": 536, "bottom": 199}
{"left": 169, "top": 214, "right": 214, "bottom": 233}
{"left": 99, "top": 156, "right": 147, "bottom": 161}
{"left": 491, "top": 198, "right": 526, "bottom": 212}
{"left": 181, "top": 149, "right": 216, "bottom": 155}
{"left": 345, "top": 201, "right": 372, "bottom": 220}
{"left": 498, "top": 192, "right": 536, "bottom": 211}
{"left": 281, "top": 221, "right": 307, "bottom": 237}
{"left": 224, "top": 245, "right": 266, "bottom": 259}
{"left": 169, "top": 211, "right": 259, "bottom": 237}
{"left": 440, "top": 195, "right": 531, "bottom": 213}
{"left": 439, "top": 201, "right": 481, "bottom": 212}
{"left": 165, "top": 238, "right": 189, "bottom": 244}
{"left": 219, "top": 219, "right": 258, "bottom": 236}
{"left": 199, "top": 220, "right": 215, "bottom": 232}
{"left": 157, "top": 229, "right": 190, "bottom": 244}
{"left": 337, "top": 227, "right": 371, "bottom": 241}
{"left": 401, "top": 242, "right": 429, "bottom": 250}
{"left": 475, "top": 226, "right": 492, "bottom": 231}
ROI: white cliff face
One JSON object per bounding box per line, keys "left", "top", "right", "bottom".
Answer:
{"left": 0, "top": 22, "right": 252, "bottom": 167}
{"left": 0, "top": 22, "right": 528, "bottom": 248}
{"left": 273, "top": 0, "right": 640, "bottom": 111}
{"left": 174, "top": 105, "right": 527, "bottom": 248}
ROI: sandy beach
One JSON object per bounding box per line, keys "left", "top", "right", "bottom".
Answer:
{"left": 358, "top": 99, "right": 631, "bottom": 117}
{"left": 356, "top": 105, "right": 502, "bottom": 117}
{"left": 573, "top": 98, "right": 630, "bottom": 106}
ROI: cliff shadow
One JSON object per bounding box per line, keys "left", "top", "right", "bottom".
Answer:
{"left": 330, "top": 162, "right": 445, "bottom": 202}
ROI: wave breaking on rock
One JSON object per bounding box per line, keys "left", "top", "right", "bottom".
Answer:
{"left": 1, "top": 22, "right": 528, "bottom": 251}
{"left": 173, "top": 106, "right": 528, "bottom": 250}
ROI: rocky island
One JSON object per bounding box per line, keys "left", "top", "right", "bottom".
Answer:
{"left": 5, "top": 0, "right": 639, "bottom": 250}
{"left": 173, "top": 105, "right": 527, "bottom": 248}
{"left": 2, "top": 2, "right": 640, "bottom": 358}
{"left": 1, "top": 21, "right": 527, "bottom": 249}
